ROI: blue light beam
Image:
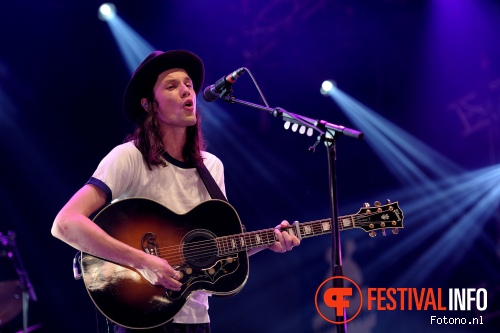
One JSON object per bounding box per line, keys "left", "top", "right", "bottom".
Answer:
{"left": 102, "top": 13, "right": 155, "bottom": 73}
{"left": 326, "top": 86, "right": 500, "bottom": 285}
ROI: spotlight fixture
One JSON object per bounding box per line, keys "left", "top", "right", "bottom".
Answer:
{"left": 98, "top": 3, "right": 117, "bottom": 21}
{"left": 320, "top": 80, "right": 336, "bottom": 95}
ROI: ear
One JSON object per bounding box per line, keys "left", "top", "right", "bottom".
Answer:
{"left": 140, "top": 98, "right": 149, "bottom": 111}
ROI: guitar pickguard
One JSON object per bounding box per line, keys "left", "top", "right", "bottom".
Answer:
{"left": 167, "top": 254, "right": 240, "bottom": 300}
{"left": 137, "top": 228, "right": 243, "bottom": 300}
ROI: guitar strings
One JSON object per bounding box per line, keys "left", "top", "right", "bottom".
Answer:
{"left": 153, "top": 209, "right": 394, "bottom": 259}
{"left": 146, "top": 209, "right": 396, "bottom": 264}
{"left": 153, "top": 208, "right": 393, "bottom": 259}
{"left": 154, "top": 229, "right": 278, "bottom": 263}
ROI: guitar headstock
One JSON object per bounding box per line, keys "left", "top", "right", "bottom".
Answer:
{"left": 353, "top": 200, "right": 404, "bottom": 237}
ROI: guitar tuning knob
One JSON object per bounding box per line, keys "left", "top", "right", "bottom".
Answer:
{"left": 386, "top": 199, "right": 391, "bottom": 204}
{"left": 369, "top": 231, "right": 376, "bottom": 237}
{"left": 392, "top": 228, "right": 399, "bottom": 235}
{"left": 374, "top": 201, "right": 381, "bottom": 207}
{"left": 363, "top": 202, "right": 370, "bottom": 208}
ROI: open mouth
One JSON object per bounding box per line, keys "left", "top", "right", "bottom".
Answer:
{"left": 184, "top": 100, "right": 194, "bottom": 108}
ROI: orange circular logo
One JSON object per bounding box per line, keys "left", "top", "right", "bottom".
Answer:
{"left": 315, "top": 276, "right": 363, "bottom": 324}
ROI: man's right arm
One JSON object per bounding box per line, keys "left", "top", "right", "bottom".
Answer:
{"left": 51, "top": 184, "right": 182, "bottom": 290}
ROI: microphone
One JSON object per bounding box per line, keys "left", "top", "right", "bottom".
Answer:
{"left": 202, "top": 67, "right": 246, "bottom": 102}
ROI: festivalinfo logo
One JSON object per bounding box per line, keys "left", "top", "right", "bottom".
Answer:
{"left": 315, "top": 276, "right": 487, "bottom": 325}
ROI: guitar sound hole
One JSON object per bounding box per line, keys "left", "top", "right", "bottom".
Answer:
{"left": 181, "top": 229, "right": 218, "bottom": 269}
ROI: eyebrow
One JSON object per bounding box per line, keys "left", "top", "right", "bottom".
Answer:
{"left": 163, "top": 77, "right": 192, "bottom": 85}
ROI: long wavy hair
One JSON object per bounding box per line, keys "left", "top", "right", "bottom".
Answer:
{"left": 125, "top": 96, "right": 206, "bottom": 169}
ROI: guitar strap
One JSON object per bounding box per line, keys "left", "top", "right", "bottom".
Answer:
{"left": 197, "top": 162, "right": 244, "bottom": 230}
{"left": 161, "top": 151, "right": 227, "bottom": 202}
{"left": 196, "top": 163, "right": 228, "bottom": 202}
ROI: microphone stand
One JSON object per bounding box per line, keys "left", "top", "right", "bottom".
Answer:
{"left": 220, "top": 94, "right": 363, "bottom": 333}
{"left": 1, "top": 231, "right": 37, "bottom": 333}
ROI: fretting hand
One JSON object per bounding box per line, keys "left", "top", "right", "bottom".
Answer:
{"left": 268, "top": 220, "right": 301, "bottom": 253}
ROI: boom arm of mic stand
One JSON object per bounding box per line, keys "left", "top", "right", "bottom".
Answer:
{"left": 221, "top": 96, "right": 364, "bottom": 140}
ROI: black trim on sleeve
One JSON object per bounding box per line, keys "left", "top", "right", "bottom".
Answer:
{"left": 87, "top": 177, "right": 112, "bottom": 204}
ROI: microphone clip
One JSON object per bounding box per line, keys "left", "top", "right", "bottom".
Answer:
{"left": 202, "top": 67, "right": 247, "bottom": 102}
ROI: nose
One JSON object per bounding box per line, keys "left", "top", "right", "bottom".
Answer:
{"left": 181, "top": 84, "right": 191, "bottom": 97}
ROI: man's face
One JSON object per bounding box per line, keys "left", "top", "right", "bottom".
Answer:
{"left": 151, "top": 68, "right": 197, "bottom": 131}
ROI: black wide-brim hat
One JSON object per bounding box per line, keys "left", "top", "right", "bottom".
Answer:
{"left": 123, "top": 50, "right": 205, "bottom": 124}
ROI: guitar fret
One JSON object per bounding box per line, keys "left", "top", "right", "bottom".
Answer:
{"left": 215, "top": 238, "right": 221, "bottom": 255}
{"left": 218, "top": 232, "right": 272, "bottom": 255}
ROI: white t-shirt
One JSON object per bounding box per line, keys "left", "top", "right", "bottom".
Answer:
{"left": 88, "top": 141, "right": 226, "bottom": 323}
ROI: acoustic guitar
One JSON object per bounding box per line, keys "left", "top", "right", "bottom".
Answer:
{"left": 80, "top": 198, "right": 404, "bottom": 329}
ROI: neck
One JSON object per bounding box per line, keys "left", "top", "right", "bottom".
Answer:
{"left": 161, "top": 127, "right": 187, "bottom": 162}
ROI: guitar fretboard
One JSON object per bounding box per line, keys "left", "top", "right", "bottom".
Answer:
{"left": 215, "top": 214, "right": 355, "bottom": 255}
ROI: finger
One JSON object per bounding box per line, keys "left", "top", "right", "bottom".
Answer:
{"left": 280, "top": 230, "right": 294, "bottom": 251}
{"left": 279, "top": 220, "right": 290, "bottom": 228}
{"left": 273, "top": 229, "right": 286, "bottom": 253}
{"left": 171, "top": 270, "right": 182, "bottom": 280}
{"left": 165, "top": 276, "right": 182, "bottom": 291}
{"left": 274, "top": 228, "right": 285, "bottom": 244}
{"left": 271, "top": 243, "right": 285, "bottom": 253}
{"left": 287, "top": 220, "right": 301, "bottom": 247}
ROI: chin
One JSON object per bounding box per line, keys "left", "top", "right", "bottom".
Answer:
{"left": 186, "top": 117, "right": 197, "bottom": 127}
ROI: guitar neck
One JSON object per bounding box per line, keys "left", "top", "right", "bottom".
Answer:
{"left": 216, "top": 214, "right": 353, "bottom": 255}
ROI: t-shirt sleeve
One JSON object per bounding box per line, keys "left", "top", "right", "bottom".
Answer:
{"left": 87, "top": 143, "right": 142, "bottom": 203}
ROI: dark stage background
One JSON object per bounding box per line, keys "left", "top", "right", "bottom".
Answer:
{"left": 1, "top": 1, "right": 500, "bottom": 332}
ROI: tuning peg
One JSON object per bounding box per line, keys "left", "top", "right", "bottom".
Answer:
{"left": 374, "top": 201, "right": 381, "bottom": 207}
{"left": 386, "top": 199, "right": 391, "bottom": 204}
{"left": 369, "top": 231, "right": 376, "bottom": 237}
{"left": 392, "top": 228, "right": 399, "bottom": 235}
{"left": 363, "top": 202, "right": 370, "bottom": 208}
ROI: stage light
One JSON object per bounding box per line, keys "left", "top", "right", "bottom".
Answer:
{"left": 320, "top": 80, "right": 336, "bottom": 95}
{"left": 98, "top": 3, "right": 117, "bottom": 21}
{"left": 324, "top": 86, "right": 500, "bottom": 285}
{"left": 101, "top": 8, "right": 154, "bottom": 73}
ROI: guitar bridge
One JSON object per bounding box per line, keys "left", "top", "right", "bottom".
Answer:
{"left": 141, "top": 232, "right": 159, "bottom": 256}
